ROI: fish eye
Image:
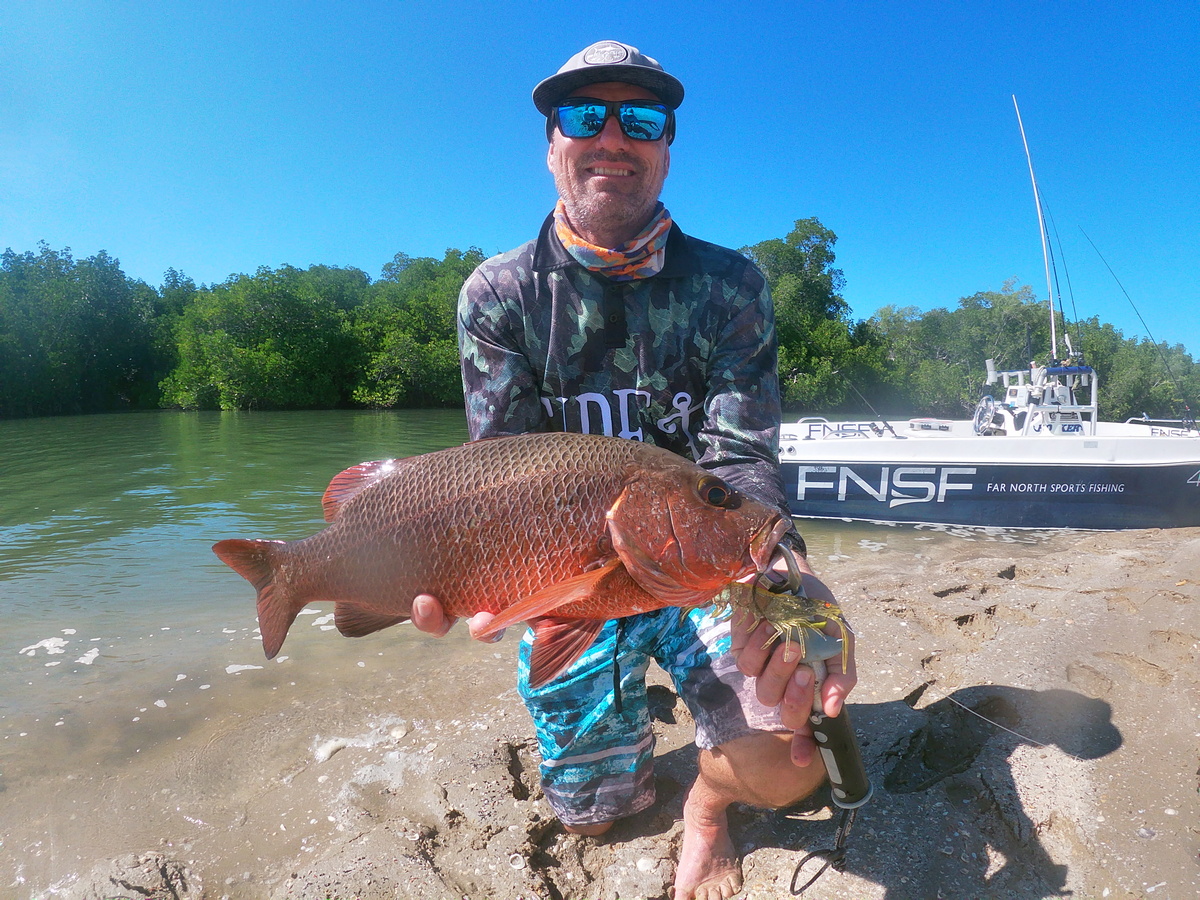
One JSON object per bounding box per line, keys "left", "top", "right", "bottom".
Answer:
{"left": 698, "top": 476, "right": 734, "bottom": 507}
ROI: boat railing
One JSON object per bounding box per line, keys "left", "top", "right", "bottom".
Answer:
{"left": 1125, "top": 414, "right": 1195, "bottom": 427}
{"left": 1016, "top": 401, "right": 1097, "bottom": 436}
{"left": 984, "top": 360, "right": 1099, "bottom": 436}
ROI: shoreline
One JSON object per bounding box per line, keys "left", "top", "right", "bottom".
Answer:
{"left": 5, "top": 527, "right": 1198, "bottom": 899}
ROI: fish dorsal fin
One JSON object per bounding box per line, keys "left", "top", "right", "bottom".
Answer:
{"left": 527, "top": 617, "right": 606, "bottom": 689}
{"left": 321, "top": 459, "right": 404, "bottom": 522}
{"left": 477, "top": 560, "right": 627, "bottom": 637}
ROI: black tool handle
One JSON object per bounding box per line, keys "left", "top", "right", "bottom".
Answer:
{"left": 809, "top": 706, "right": 872, "bottom": 809}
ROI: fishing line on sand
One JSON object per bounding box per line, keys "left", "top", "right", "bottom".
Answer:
{"left": 785, "top": 666, "right": 1088, "bottom": 895}
{"left": 907, "top": 676, "right": 1087, "bottom": 762}
{"left": 747, "top": 604, "right": 1078, "bottom": 761}
{"left": 772, "top": 588, "right": 1093, "bottom": 894}
{"left": 790, "top": 805, "right": 859, "bottom": 895}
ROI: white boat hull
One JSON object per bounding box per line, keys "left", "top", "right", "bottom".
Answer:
{"left": 779, "top": 418, "right": 1200, "bottom": 529}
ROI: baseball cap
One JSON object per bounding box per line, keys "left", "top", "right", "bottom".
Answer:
{"left": 532, "top": 40, "right": 685, "bottom": 115}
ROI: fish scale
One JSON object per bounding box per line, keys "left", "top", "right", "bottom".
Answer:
{"left": 212, "top": 432, "right": 787, "bottom": 688}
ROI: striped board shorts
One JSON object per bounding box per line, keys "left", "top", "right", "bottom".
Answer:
{"left": 517, "top": 606, "right": 787, "bottom": 826}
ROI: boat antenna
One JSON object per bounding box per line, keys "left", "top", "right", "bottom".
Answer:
{"left": 1079, "top": 227, "right": 1195, "bottom": 427}
{"left": 1013, "top": 95, "right": 1059, "bottom": 361}
{"left": 1040, "top": 195, "right": 1085, "bottom": 360}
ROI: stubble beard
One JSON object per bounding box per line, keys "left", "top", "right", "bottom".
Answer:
{"left": 554, "top": 153, "right": 663, "bottom": 248}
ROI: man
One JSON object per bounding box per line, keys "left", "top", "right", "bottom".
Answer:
{"left": 412, "top": 40, "right": 856, "bottom": 900}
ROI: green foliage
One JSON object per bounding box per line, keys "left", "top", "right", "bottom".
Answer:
{"left": 3, "top": 227, "right": 1196, "bottom": 422}
{"left": 160, "top": 265, "right": 363, "bottom": 410}
{"left": 873, "top": 282, "right": 1055, "bottom": 417}
{"left": 746, "top": 217, "right": 849, "bottom": 322}
{"left": 1071, "top": 317, "right": 1200, "bottom": 422}
{"left": 0, "top": 244, "right": 160, "bottom": 416}
{"left": 871, "top": 281, "right": 1199, "bottom": 421}
{"left": 351, "top": 248, "right": 485, "bottom": 408}
{"left": 743, "top": 219, "right": 888, "bottom": 411}
{"left": 156, "top": 248, "right": 482, "bottom": 411}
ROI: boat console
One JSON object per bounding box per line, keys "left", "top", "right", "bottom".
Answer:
{"left": 975, "top": 360, "right": 1098, "bottom": 436}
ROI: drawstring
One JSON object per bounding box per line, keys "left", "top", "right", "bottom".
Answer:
{"left": 612, "top": 619, "right": 624, "bottom": 714}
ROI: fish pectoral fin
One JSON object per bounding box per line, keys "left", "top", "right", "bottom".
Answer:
{"left": 477, "top": 560, "right": 626, "bottom": 637}
{"left": 321, "top": 458, "right": 410, "bottom": 522}
{"left": 528, "top": 617, "right": 606, "bottom": 689}
{"left": 334, "top": 604, "right": 410, "bottom": 638}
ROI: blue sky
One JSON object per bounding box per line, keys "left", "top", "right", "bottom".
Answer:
{"left": 3, "top": 1, "right": 1197, "bottom": 355}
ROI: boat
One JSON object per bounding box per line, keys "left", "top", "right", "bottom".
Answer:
{"left": 778, "top": 361, "right": 1200, "bottom": 529}
{"left": 777, "top": 100, "right": 1200, "bottom": 530}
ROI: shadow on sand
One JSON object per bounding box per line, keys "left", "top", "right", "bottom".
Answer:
{"left": 652, "top": 683, "right": 1122, "bottom": 899}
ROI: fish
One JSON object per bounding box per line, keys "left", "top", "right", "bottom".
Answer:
{"left": 212, "top": 432, "right": 791, "bottom": 688}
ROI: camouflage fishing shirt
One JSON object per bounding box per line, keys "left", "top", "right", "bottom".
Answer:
{"left": 458, "top": 212, "right": 802, "bottom": 549}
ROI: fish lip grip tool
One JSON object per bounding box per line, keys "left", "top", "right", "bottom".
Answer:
{"left": 761, "top": 561, "right": 873, "bottom": 811}
{"left": 803, "top": 648, "right": 873, "bottom": 810}
{"left": 758, "top": 547, "right": 873, "bottom": 895}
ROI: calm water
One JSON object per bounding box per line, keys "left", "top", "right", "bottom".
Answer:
{"left": 0, "top": 409, "right": 1054, "bottom": 751}
{"left": 0, "top": 410, "right": 470, "bottom": 728}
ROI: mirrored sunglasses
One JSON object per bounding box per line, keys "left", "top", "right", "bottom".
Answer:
{"left": 553, "top": 98, "right": 673, "bottom": 142}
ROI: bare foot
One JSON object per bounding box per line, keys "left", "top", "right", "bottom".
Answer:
{"left": 672, "top": 786, "right": 742, "bottom": 900}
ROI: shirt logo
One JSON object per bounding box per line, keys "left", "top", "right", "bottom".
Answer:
{"left": 541, "top": 389, "right": 700, "bottom": 456}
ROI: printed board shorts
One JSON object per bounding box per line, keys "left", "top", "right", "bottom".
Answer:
{"left": 517, "top": 606, "right": 787, "bottom": 826}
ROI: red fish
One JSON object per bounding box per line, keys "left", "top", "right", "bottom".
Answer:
{"left": 213, "top": 433, "right": 788, "bottom": 687}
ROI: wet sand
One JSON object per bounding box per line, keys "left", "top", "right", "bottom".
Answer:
{"left": 4, "top": 526, "right": 1198, "bottom": 900}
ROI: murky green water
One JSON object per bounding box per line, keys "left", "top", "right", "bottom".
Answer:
{"left": 0, "top": 409, "right": 469, "bottom": 724}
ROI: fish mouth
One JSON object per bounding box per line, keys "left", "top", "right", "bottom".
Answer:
{"left": 747, "top": 515, "right": 793, "bottom": 576}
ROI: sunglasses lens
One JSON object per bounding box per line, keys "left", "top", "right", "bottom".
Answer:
{"left": 619, "top": 103, "right": 668, "bottom": 141}
{"left": 555, "top": 101, "right": 670, "bottom": 141}
{"left": 556, "top": 102, "right": 608, "bottom": 138}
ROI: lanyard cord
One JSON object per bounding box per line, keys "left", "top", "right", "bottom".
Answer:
{"left": 789, "top": 807, "right": 858, "bottom": 895}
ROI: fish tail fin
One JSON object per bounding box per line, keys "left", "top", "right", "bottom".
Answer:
{"left": 212, "top": 538, "right": 298, "bottom": 659}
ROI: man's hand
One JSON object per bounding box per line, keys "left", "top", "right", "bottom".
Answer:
{"left": 730, "top": 562, "right": 857, "bottom": 767}
{"left": 410, "top": 594, "right": 504, "bottom": 643}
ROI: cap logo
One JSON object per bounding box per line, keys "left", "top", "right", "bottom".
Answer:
{"left": 583, "top": 42, "right": 629, "bottom": 65}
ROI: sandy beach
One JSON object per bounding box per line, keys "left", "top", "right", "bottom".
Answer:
{"left": 4, "top": 525, "right": 1198, "bottom": 900}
